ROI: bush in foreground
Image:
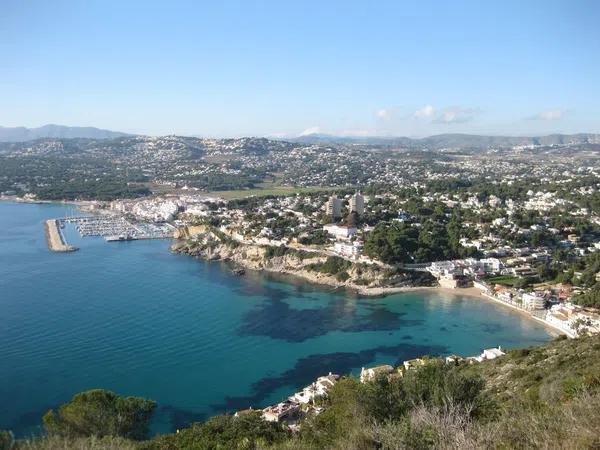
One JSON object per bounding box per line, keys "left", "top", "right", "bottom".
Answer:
{"left": 43, "top": 390, "right": 156, "bottom": 441}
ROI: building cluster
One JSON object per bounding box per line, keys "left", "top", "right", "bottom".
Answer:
{"left": 360, "top": 346, "right": 506, "bottom": 383}
{"left": 426, "top": 257, "right": 600, "bottom": 337}
{"left": 110, "top": 197, "right": 181, "bottom": 222}
{"left": 235, "top": 373, "right": 341, "bottom": 428}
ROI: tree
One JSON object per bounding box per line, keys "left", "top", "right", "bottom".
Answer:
{"left": 43, "top": 390, "right": 156, "bottom": 440}
{"left": 145, "top": 412, "right": 288, "bottom": 449}
{"left": 0, "top": 431, "right": 13, "bottom": 450}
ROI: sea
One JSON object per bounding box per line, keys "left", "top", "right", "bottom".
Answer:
{"left": 0, "top": 201, "right": 555, "bottom": 437}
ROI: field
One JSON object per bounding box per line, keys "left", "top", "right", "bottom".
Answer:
{"left": 487, "top": 275, "right": 521, "bottom": 286}
{"left": 205, "top": 185, "right": 337, "bottom": 199}
{"left": 148, "top": 180, "right": 344, "bottom": 200}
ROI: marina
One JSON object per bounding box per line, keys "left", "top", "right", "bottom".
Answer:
{"left": 45, "top": 215, "right": 175, "bottom": 251}
{"left": 63, "top": 215, "right": 175, "bottom": 240}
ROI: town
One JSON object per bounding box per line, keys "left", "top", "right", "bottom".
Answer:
{"left": 30, "top": 148, "right": 600, "bottom": 341}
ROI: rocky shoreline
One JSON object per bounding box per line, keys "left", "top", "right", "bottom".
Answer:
{"left": 170, "top": 228, "right": 435, "bottom": 297}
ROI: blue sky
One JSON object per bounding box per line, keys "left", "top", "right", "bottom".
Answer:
{"left": 1, "top": 0, "right": 599, "bottom": 137}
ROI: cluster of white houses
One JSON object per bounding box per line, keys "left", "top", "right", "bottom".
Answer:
{"left": 322, "top": 193, "right": 366, "bottom": 260}
{"left": 426, "top": 258, "right": 600, "bottom": 338}
{"left": 360, "top": 346, "right": 506, "bottom": 384}
{"left": 235, "top": 373, "right": 341, "bottom": 425}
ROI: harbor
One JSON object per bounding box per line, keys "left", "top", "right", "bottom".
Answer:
{"left": 45, "top": 215, "right": 175, "bottom": 251}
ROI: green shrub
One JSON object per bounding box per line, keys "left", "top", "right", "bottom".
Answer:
{"left": 336, "top": 271, "right": 350, "bottom": 282}
{"left": 143, "top": 412, "right": 288, "bottom": 450}
{"left": 43, "top": 390, "right": 156, "bottom": 441}
{"left": 0, "top": 431, "right": 13, "bottom": 450}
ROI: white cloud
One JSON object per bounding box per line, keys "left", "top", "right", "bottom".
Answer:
{"left": 298, "top": 126, "right": 321, "bottom": 136}
{"left": 414, "top": 105, "right": 476, "bottom": 124}
{"left": 414, "top": 105, "right": 436, "bottom": 119}
{"left": 376, "top": 109, "right": 391, "bottom": 120}
{"left": 434, "top": 107, "right": 477, "bottom": 124}
{"left": 531, "top": 109, "right": 564, "bottom": 121}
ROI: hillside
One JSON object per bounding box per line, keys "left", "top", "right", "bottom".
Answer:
{"left": 291, "top": 132, "right": 600, "bottom": 149}
{"left": 4, "top": 334, "right": 600, "bottom": 449}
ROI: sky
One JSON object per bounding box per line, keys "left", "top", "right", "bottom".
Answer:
{"left": 1, "top": 0, "right": 599, "bottom": 137}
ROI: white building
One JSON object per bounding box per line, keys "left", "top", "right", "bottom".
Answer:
{"left": 333, "top": 241, "right": 363, "bottom": 258}
{"left": 349, "top": 192, "right": 365, "bottom": 215}
{"left": 326, "top": 195, "right": 342, "bottom": 218}
{"left": 428, "top": 261, "right": 456, "bottom": 278}
{"left": 481, "top": 347, "right": 505, "bottom": 360}
{"left": 360, "top": 365, "right": 394, "bottom": 383}
{"left": 290, "top": 373, "right": 340, "bottom": 404}
{"left": 522, "top": 292, "right": 546, "bottom": 310}
{"left": 465, "top": 257, "right": 504, "bottom": 274}
{"left": 323, "top": 224, "right": 357, "bottom": 239}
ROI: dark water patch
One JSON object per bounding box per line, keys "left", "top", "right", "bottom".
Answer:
{"left": 9, "top": 404, "right": 56, "bottom": 436}
{"left": 402, "top": 335, "right": 412, "bottom": 340}
{"left": 211, "top": 342, "right": 447, "bottom": 412}
{"left": 440, "top": 326, "right": 448, "bottom": 332}
{"left": 239, "top": 297, "right": 423, "bottom": 342}
{"left": 233, "top": 277, "right": 297, "bottom": 302}
{"left": 157, "top": 405, "right": 206, "bottom": 431}
{"left": 481, "top": 323, "right": 504, "bottom": 333}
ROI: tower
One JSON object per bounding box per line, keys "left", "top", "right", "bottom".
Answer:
{"left": 349, "top": 192, "right": 364, "bottom": 215}
{"left": 326, "top": 195, "right": 342, "bottom": 218}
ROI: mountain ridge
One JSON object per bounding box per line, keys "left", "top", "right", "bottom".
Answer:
{"left": 288, "top": 132, "right": 600, "bottom": 149}
{"left": 0, "top": 124, "right": 131, "bottom": 142}
{"left": 2, "top": 125, "right": 600, "bottom": 150}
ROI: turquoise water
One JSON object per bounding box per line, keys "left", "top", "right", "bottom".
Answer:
{"left": 0, "top": 202, "right": 554, "bottom": 437}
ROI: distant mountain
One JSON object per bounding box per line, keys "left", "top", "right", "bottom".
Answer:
{"left": 289, "top": 133, "right": 600, "bottom": 149}
{"left": 0, "top": 124, "right": 131, "bottom": 142}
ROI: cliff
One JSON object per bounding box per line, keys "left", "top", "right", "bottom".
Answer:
{"left": 171, "top": 228, "right": 435, "bottom": 295}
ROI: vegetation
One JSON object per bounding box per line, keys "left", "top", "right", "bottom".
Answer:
{"left": 140, "top": 413, "right": 288, "bottom": 450}
{"left": 486, "top": 275, "right": 520, "bottom": 287}
{"left": 307, "top": 256, "right": 351, "bottom": 278}
{"left": 0, "top": 431, "right": 13, "bottom": 450}
{"left": 7, "top": 335, "right": 600, "bottom": 449}
{"left": 42, "top": 390, "right": 156, "bottom": 441}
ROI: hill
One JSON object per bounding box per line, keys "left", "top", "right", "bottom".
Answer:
{"left": 0, "top": 124, "right": 131, "bottom": 142}
{"left": 4, "top": 334, "right": 600, "bottom": 449}
{"left": 290, "top": 132, "right": 600, "bottom": 149}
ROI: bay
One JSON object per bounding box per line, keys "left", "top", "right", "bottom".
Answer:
{"left": 0, "top": 201, "right": 554, "bottom": 437}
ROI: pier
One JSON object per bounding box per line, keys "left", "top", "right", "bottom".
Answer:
{"left": 45, "top": 219, "right": 79, "bottom": 252}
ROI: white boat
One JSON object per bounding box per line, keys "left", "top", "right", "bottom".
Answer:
{"left": 105, "top": 234, "right": 135, "bottom": 242}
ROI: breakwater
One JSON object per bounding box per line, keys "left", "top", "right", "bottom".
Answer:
{"left": 45, "top": 219, "right": 78, "bottom": 252}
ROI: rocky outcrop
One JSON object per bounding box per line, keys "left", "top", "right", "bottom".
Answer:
{"left": 171, "top": 229, "right": 435, "bottom": 295}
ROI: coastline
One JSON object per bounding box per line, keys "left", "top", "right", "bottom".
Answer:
{"left": 172, "top": 231, "right": 571, "bottom": 338}
{"left": 0, "top": 195, "right": 97, "bottom": 208}
{"left": 476, "top": 289, "right": 573, "bottom": 338}
{"left": 4, "top": 200, "right": 570, "bottom": 338}
{"left": 187, "top": 245, "right": 569, "bottom": 338}
{"left": 398, "top": 284, "right": 569, "bottom": 338}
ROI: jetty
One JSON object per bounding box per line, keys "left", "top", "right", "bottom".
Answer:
{"left": 45, "top": 219, "right": 78, "bottom": 252}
